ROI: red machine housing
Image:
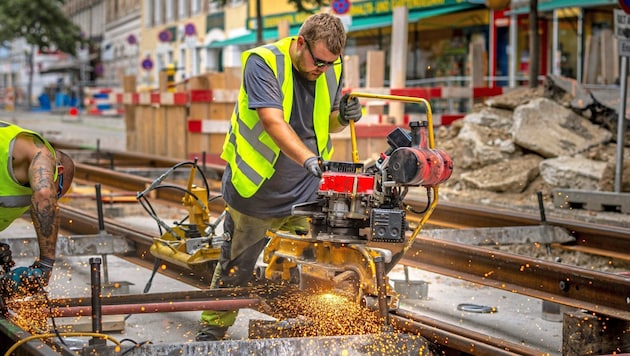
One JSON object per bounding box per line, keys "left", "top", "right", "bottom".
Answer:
{"left": 319, "top": 172, "right": 375, "bottom": 195}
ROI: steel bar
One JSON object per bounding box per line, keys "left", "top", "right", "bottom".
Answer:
{"left": 50, "top": 298, "right": 260, "bottom": 317}
{"left": 89, "top": 257, "right": 104, "bottom": 346}
{"left": 47, "top": 288, "right": 263, "bottom": 308}
{"left": 402, "top": 236, "right": 630, "bottom": 320}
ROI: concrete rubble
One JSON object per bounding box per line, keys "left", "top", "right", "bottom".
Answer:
{"left": 440, "top": 75, "right": 630, "bottom": 196}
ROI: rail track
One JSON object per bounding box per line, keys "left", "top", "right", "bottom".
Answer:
{"left": 2, "top": 146, "right": 630, "bottom": 355}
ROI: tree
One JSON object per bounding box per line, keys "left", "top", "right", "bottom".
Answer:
{"left": 0, "top": 0, "right": 85, "bottom": 108}
{"left": 215, "top": 0, "right": 327, "bottom": 46}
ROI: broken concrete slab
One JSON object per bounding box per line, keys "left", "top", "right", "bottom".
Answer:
{"left": 544, "top": 75, "right": 594, "bottom": 110}
{"left": 539, "top": 156, "right": 608, "bottom": 190}
{"left": 512, "top": 98, "right": 613, "bottom": 158}
{"left": 451, "top": 121, "right": 517, "bottom": 169}
{"left": 460, "top": 154, "right": 542, "bottom": 193}
{"left": 484, "top": 86, "right": 544, "bottom": 110}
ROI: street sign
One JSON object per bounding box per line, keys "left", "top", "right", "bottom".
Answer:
{"left": 620, "top": 0, "right": 630, "bottom": 14}
{"left": 619, "top": 39, "right": 630, "bottom": 57}
{"left": 332, "top": 0, "right": 351, "bottom": 15}
{"left": 614, "top": 9, "right": 630, "bottom": 39}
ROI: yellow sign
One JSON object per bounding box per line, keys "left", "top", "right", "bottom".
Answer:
{"left": 250, "top": 0, "right": 464, "bottom": 30}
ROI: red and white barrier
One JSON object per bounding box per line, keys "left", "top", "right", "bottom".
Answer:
{"left": 85, "top": 87, "right": 124, "bottom": 116}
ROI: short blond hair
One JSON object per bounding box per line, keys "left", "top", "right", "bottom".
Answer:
{"left": 299, "top": 13, "right": 346, "bottom": 55}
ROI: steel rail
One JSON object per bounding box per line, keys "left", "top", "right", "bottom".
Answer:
{"left": 390, "top": 311, "right": 538, "bottom": 356}
{"left": 423, "top": 200, "right": 630, "bottom": 257}
{"left": 60, "top": 204, "right": 630, "bottom": 320}
{"left": 73, "top": 163, "right": 629, "bottom": 257}
{"left": 401, "top": 236, "right": 630, "bottom": 320}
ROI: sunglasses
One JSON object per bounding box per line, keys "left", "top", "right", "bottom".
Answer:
{"left": 304, "top": 39, "right": 338, "bottom": 68}
{"left": 56, "top": 163, "right": 64, "bottom": 199}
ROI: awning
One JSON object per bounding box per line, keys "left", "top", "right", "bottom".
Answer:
{"left": 207, "top": 27, "right": 300, "bottom": 48}
{"left": 508, "top": 0, "right": 617, "bottom": 15}
{"left": 347, "top": 3, "right": 480, "bottom": 33}
{"left": 409, "top": 3, "right": 480, "bottom": 22}
{"left": 208, "top": 3, "right": 480, "bottom": 48}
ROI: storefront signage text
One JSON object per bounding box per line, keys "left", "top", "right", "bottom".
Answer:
{"left": 250, "top": 0, "right": 461, "bottom": 30}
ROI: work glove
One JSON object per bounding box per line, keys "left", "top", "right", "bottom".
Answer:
{"left": 338, "top": 93, "right": 362, "bottom": 126}
{"left": 304, "top": 156, "right": 323, "bottom": 178}
{"left": 0, "top": 242, "right": 14, "bottom": 272}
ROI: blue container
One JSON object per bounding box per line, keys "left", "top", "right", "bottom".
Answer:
{"left": 38, "top": 93, "right": 51, "bottom": 111}
{"left": 55, "top": 93, "right": 70, "bottom": 108}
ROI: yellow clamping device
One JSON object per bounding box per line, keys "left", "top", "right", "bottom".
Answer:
{"left": 148, "top": 163, "right": 221, "bottom": 271}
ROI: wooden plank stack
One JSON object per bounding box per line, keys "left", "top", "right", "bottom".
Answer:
{"left": 120, "top": 69, "right": 240, "bottom": 163}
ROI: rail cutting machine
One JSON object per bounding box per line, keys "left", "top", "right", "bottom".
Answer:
{"left": 262, "top": 93, "right": 453, "bottom": 311}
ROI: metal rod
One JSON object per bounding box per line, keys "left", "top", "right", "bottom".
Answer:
{"left": 96, "top": 138, "right": 101, "bottom": 165}
{"left": 94, "top": 183, "right": 109, "bottom": 283}
{"left": 95, "top": 184, "right": 105, "bottom": 232}
{"left": 48, "top": 287, "right": 261, "bottom": 308}
{"left": 49, "top": 298, "right": 260, "bottom": 317}
{"left": 536, "top": 191, "right": 546, "bottom": 223}
{"left": 374, "top": 256, "right": 389, "bottom": 327}
{"left": 615, "top": 55, "right": 628, "bottom": 193}
{"left": 89, "top": 257, "right": 105, "bottom": 346}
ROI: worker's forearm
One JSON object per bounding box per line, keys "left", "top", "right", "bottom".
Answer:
{"left": 329, "top": 110, "right": 346, "bottom": 133}
{"left": 264, "top": 119, "right": 314, "bottom": 165}
{"left": 30, "top": 196, "right": 59, "bottom": 261}
{"left": 28, "top": 150, "right": 59, "bottom": 261}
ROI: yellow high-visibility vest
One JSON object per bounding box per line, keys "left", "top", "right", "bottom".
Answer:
{"left": 0, "top": 121, "right": 57, "bottom": 230}
{"left": 221, "top": 37, "right": 342, "bottom": 198}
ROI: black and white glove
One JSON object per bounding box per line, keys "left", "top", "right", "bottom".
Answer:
{"left": 338, "top": 93, "right": 362, "bottom": 126}
{"left": 303, "top": 156, "right": 323, "bottom": 178}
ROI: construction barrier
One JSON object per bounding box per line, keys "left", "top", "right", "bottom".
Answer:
{"left": 4, "top": 87, "right": 14, "bottom": 112}
{"left": 85, "top": 87, "right": 124, "bottom": 116}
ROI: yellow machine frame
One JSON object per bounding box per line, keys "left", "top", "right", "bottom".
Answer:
{"left": 263, "top": 92, "right": 442, "bottom": 307}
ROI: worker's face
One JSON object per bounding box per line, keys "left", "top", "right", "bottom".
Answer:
{"left": 296, "top": 36, "right": 339, "bottom": 81}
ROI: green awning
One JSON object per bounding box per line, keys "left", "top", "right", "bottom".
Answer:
{"left": 207, "top": 27, "right": 300, "bottom": 48}
{"left": 409, "top": 2, "right": 480, "bottom": 22}
{"left": 346, "top": 14, "right": 393, "bottom": 32}
{"left": 347, "top": 3, "right": 480, "bottom": 33}
{"left": 209, "top": 3, "right": 481, "bottom": 48}
{"left": 508, "top": 0, "right": 617, "bottom": 15}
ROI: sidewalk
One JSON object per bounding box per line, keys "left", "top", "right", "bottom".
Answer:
{"left": 0, "top": 109, "right": 126, "bottom": 151}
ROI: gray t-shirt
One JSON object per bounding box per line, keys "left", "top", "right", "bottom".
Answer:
{"left": 222, "top": 54, "right": 342, "bottom": 218}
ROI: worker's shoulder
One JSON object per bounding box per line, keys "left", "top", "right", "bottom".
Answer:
{"left": 13, "top": 133, "right": 53, "bottom": 160}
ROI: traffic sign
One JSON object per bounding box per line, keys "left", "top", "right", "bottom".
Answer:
{"left": 620, "top": 39, "right": 630, "bottom": 57}
{"left": 620, "top": 0, "right": 630, "bottom": 14}
{"left": 615, "top": 9, "right": 630, "bottom": 39}
{"left": 332, "top": 0, "right": 350, "bottom": 15}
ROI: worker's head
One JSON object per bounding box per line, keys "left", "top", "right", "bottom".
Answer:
{"left": 54, "top": 150, "right": 75, "bottom": 199}
{"left": 295, "top": 13, "right": 346, "bottom": 80}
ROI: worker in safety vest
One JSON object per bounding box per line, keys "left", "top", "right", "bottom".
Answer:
{"left": 196, "top": 13, "right": 362, "bottom": 341}
{"left": 0, "top": 120, "right": 75, "bottom": 296}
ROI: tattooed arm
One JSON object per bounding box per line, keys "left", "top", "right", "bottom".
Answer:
{"left": 14, "top": 134, "right": 59, "bottom": 262}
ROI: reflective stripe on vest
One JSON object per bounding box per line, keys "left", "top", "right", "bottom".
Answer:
{"left": 221, "top": 37, "right": 341, "bottom": 198}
